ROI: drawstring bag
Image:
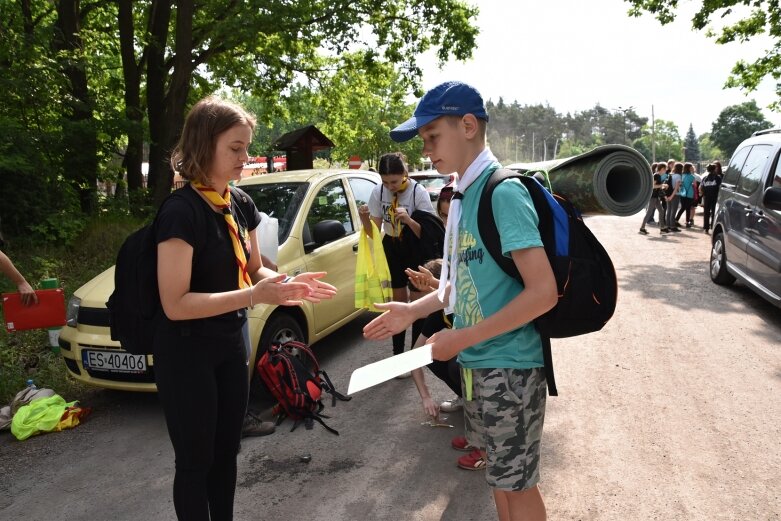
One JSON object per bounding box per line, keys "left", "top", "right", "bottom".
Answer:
{"left": 355, "top": 221, "right": 392, "bottom": 312}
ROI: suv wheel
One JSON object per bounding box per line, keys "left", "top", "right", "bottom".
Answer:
{"left": 710, "top": 231, "right": 736, "bottom": 285}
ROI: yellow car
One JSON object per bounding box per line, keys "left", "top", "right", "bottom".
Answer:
{"left": 58, "top": 169, "right": 380, "bottom": 391}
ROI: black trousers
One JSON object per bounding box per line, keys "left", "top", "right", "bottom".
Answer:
{"left": 428, "top": 358, "right": 462, "bottom": 397}
{"left": 703, "top": 196, "right": 718, "bottom": 230}
{"left": 154, "top": 322, "right": 248, "bottom": 521}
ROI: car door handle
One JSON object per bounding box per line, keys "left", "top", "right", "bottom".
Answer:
{"left": 353, "top": 243, "right": 359, "bottom": 252}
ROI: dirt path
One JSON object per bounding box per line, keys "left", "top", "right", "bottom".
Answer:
{"left": 1, "top": 209, "right": 779, "bottom": 520}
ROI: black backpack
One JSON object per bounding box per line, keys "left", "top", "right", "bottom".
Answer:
{"left": 256, "top": 341, "right": 351, "bottom": 435}
{"left": 476, "top": 168, "right": 618, "bottom": 396}
{"left": 107, "top": 185, "right": 248, "bottom": 355}
{"left": 106, "top": 222, "right": 160, "bottom": 355}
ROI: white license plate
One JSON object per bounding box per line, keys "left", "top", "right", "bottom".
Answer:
{"left": 82, "top": 349, "right": 147, "bottom": 373}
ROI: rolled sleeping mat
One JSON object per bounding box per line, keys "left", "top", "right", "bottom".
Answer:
{"left": 505, "top": 144, "right": 652, "bottom": 216}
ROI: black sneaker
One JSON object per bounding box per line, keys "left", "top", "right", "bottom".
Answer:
{"left": 639, "top": 228, "right": 648, "bottom": 235}
{"left": 660, "top": 228, "right": 669, "bottom": 234}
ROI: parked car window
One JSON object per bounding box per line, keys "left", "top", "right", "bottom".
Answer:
{"left": 773, "top": 151, "right": 781, "bottom": 189}
{"left": 723, "top": 146, "right": 751, "bottom": 186}
{"left": 736, "top": 144, "right": 772, "bottom": 196}
{"left": 307, "top": 180, "right": 354, "bottom": 236}
{"left": 242, "top": 182, "right": 308, "bottom": 243}
{"left": 348, "top": 177, "right": 376, "bottom": 207}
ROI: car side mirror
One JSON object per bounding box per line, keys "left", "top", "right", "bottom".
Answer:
{"left": 763, "top": 186, "right": 781, "bottom": 211}
{"left": 304, "top": 220, "right": 346, "bottom": 252}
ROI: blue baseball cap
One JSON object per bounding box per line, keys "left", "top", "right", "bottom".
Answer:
{"left": 389, "top": 81, "right": 489, "bottom": 142}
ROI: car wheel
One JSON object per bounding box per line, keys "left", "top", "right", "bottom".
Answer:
{"left": 710, "top": 231, "right": 736, "bottom": 286}
{"left": 249, "top": 312, "right": 305, "bottom": 399}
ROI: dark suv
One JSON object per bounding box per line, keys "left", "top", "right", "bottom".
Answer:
{"left": 710, "top": 128, "right": 781, "bottom": 308}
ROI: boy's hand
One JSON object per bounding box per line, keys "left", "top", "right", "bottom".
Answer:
{"left": 363, "top": 302, "right": 415, "bottom": 340}
{"left": 428, "top": 328, "right": 469, "bottom": 361}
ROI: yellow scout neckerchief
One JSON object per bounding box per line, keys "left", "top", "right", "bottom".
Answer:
{"left": 193, "top": 182, "right": 252, "bottom": 289}
{"left": 389, "top": 176, "right": 410, "bottom": 237}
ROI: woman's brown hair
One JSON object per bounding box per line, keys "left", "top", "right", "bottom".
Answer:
{"left": 170, "top": 96, "right": 257, "bottom": 185}
{"left": 673, "top": 162, "right": 684, "bottom": 174}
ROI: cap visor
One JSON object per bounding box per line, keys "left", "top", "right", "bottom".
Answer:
{"left": 389, "top": 114, "right": 440, "bottom": 143}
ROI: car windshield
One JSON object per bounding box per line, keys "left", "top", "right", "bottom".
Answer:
{"left": 241, "top": 182, "right": 309, "bottom": 243}
{"left": 415, "top": 176, "right": 449, "bottom": 190}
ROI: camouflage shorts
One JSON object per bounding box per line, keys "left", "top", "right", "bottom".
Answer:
{"left": 462, "top": 367, "right": 547, "bottom": 491}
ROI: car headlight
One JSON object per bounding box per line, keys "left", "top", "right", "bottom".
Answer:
{"left": 66, "top": 296, "right": 81, "bottom": 327}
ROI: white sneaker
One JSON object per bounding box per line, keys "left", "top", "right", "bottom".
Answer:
{"left": 440, "top": 397, "right": 463, "bottom": 412}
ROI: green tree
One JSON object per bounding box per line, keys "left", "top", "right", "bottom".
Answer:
{"left": 0, "top": 0, "right": 480, "bottom": 221}
{"left": 711, "top": 100, "right": 773, "bottom": 157}
{"left": 698, "top": 132, "right": 725, "bottom": 162}
{"left": 236, "top": 56, "right": 421, "bottom": 169}
{"left": 626, "top": 0, "right": 781, "bottom": 110}
{"left": 632, "top": 120, "right": 682, "bottom": 163}
{"left": 0, "top": 1, "right": 125, "bottom": 237}
{"left": 684, "top": 124, "right": 701, "bottom": 162}
{"left": 118, "top": 0, "right": 480, "bottom": 206}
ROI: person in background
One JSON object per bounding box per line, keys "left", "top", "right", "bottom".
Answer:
{"left": 665, "top": 162, "right": 683, "bottom": 232}
{"left": 0, "top": 250, "right": 37, "bottom": 306}
{"left": 155, "top": 96, "right": 336, "bottom": 521}
{"left": 645, "top": 162, "right": 659, "bottom": 225}
{"left": 713, "top": 160, "right": 723, "bottom": 179}
{"left": 676, "top": 162, "right": 697, "bottom": 228}
{"left": 700, "top": 163, "right": 722, "bottom": 234}
{"left": 639, "top": 163, "right": 665, "bottom": 235}
{"left": 358, "top": 152, "right": 436, "bottom": 360}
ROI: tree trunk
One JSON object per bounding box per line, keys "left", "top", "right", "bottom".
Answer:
{"left": 118, "top": 0, "right": 144, "bottom": 197}
{"left": 152, "top": 0, "right": 193, "bottom": 207}
{"left": 146, "top": 0, "right": 172, "bottom": 207}
{"left": 54, "top": 0, "right": 98, "bottom": 214}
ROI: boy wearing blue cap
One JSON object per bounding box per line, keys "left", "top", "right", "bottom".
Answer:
{"left": 364, "top": 81, "right": 558, "bottom": 521}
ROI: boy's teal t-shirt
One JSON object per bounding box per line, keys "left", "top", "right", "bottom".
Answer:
{"left": 454, "top": 164, "right": 545, "bottom": 370}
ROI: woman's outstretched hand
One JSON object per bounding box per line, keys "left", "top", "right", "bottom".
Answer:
{"left": 252, "top": 274, "right": 312, "bottom": 306}
{"left": 290, "top": 272, "right": 337, "bottom": 303}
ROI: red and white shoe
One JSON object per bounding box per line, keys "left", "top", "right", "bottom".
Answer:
{"left": 457, "top": 448, "right": 486, "bottom": 471}
{"left": 451, "top": 435, "right": 475, "bottom": 451}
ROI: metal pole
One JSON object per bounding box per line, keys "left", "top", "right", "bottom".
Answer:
{"left": 651, "top": 105, "right": 656, "bottom": 163}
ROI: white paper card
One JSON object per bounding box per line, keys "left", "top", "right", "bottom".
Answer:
{"left": 347, "top": 344, "right": 433, "bottom": 395}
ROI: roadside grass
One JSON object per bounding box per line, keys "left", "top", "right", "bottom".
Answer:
{"left": 0, "top": 214, "right": 147, "bottom": 404}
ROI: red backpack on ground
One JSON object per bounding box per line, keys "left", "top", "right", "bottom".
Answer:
{"left": 256, "top": 341, "right": 350, "bottom": 435}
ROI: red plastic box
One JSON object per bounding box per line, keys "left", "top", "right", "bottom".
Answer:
{"left": 2, "top": 288, "right": 66, "bottom": 332}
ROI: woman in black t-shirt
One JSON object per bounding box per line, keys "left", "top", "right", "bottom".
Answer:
{"left": 155, "top": 97, "right": 336, "bottom": 521}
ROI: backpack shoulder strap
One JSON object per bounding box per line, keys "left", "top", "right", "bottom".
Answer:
{"left": 162, "top": 185, "right": 209, "bottom": 251}
{"left": 475, "top": 169, "right": 561, "bottom": 398}
{"left": 476, "top": 168, "right": 560, "bottom": 281}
